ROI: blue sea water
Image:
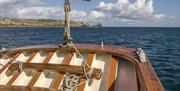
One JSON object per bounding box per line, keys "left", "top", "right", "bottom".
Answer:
{"left": 0, "top": 27, "right": 180, "bottom": 91}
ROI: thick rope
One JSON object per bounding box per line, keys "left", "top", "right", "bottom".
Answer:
{"left": 16, "top": 61, "right": 23, "bottom": 72}
{"left": 71, "top": 42, "right": 90, "bottom": 68}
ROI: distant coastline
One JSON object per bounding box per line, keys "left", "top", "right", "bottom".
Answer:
{"left": 0, "top": 17, "right": 90, "bottom": 28}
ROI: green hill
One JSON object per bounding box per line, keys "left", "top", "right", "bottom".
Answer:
{"left": 0, "top": 17, "right": 90, "bottom": 27}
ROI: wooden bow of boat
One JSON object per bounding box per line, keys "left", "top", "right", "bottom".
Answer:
{"left": 0, "top": 44, "right": 164, "bottom": 91}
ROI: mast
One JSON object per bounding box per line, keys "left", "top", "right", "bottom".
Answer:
{"left": 63, "top": 0, "right": 72, "bottom": 47}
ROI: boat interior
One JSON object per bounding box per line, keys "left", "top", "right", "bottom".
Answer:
{"left": 0, "top": 44, "right": 164, "bottom": 91}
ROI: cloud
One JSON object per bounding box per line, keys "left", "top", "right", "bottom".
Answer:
{"left": 0, "top": 0, "right": 41, "bottom": 7}
{"left": 14, "top": 7, "right": 64, "bottom": 19}
{"left": 0, "top": 0, "right": 179, "bottom": 27}
{"left": 95, "top": 0, "right": 154, "bottom": 20}
{"left": 71, "top": 10, "right": 87, "bottom": 19}
{"left": 12, "top": 6, "right": 87, "bottom": 20}
{"left": 88, "top": 10, "right": 105, "bottom": 19}
{"left": 92, "top": 0, "right": 179, "bottom": 27}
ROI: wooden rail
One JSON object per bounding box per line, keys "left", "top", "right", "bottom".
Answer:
{"left": 8, "top": 63, "right": 102, "bottom": 80}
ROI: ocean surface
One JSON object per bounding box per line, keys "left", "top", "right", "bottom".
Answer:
{"left": 0, "top": 27, "right": 180, "bottom": 91}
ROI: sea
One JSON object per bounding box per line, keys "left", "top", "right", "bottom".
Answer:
{"left": 0, "top": 27, "right": 179, "bottom": 91}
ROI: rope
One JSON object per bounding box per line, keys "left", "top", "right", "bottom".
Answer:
{"left": 73, "top": 68, "right": 96, "bottom": 89}
{"left": 82, "top": 65, "right": 89, "bottom": 79}
{"left": 73, "top": 79, "right": 90, "bottom": 88}
{"left": 71, "top": 42, "right": 90, "bottom": 68}
{"left": 16, "top": 61, "right": 23, "bottom": 72}
{"left": 62, "top": 73, "right": 80, "bottom": 91}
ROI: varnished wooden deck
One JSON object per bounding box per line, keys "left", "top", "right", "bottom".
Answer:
{"left": 0, "top": 44, "right": 164, "bottom": 91}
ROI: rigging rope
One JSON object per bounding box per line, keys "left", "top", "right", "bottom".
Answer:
{"left": 71, "top": 42, "right": 90, "bottom": 68}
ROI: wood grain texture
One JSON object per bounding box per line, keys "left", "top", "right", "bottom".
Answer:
{"left": 115, "top": 58, "right": 138, "bottom": 91}
{"left": 137, "top": 57, "right": 164, "bottom": 91}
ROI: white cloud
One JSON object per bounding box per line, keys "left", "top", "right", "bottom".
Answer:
{"left": 92, "top": 0, "right": 179, "bottom": 27}
{"left": 0, "top": 0, "right": 179, "bottom": 27}
{"left": 95, "top": 0, "right": 154, "bottom": 20}
{"left": 13, "top": 7, "right": 87, "bottom": 20}
{"left": 0, "top": 0, "right": 41, "bottom": 7}
{"left": 154, "top": 14, "right": 166, "bottom": 19}
{"left": 88, "top": 10, "right": 105, "bottom": 19}
{"left": 71, "top": 10, "right": 87, "bottom": 19}
{"left": 14, "top": 7, "right": 64, "bottom": 19}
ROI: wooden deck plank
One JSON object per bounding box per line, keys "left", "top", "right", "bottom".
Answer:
{"left": 106, "top": 56, "right": 118, "bottom": 91}
{"left": 115, "top": 58, "right": 138, "bottom": 91}
{"left": 27, "top": 52, "right": 54, "bottom": 87}
{"left": 53, "top": 52, "right": 74, "bottom": 90}
{"left": 6, "top": 52, "right": 38, "bottom": 86}
{"left": 76, "top": 53, "right": 95, "bottom": 91}
{"left": 0, "top": 53, "right": 20, "bottom": 74}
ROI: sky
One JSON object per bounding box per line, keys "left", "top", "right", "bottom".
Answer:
{"left": 0, "top": 0, "right": 179, "bottom": 27}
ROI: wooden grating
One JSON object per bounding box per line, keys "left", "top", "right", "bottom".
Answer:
{"left": 7, "top": 52, "right": 38, "bottom": 86}
{"left": 0, "top": 44, "right": 164, "bottom": 91}
{"left": 0, "top": 53, "right": 20, "bottom": 74}
{"left": 27, "top": 52, "right": 54, "bottom": 86}
{"left": 76, "top": 53, "right": 95, "bottom": 91}
{"left": 52, "top": 52, "right": 74, "bottom": 90}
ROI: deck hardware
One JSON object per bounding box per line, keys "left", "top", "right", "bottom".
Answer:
{"left": 136, "top": 48, "right": 146, "bottom": 62}
{"left": 101, "top": 42, "right": 104, "bottom": 50}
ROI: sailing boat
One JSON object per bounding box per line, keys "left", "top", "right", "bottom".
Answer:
{"left": 0, "top": 0, "right": 164, "bottom": 91}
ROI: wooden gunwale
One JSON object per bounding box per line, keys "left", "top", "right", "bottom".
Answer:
{"left": 2, "top": 44, "right": 140, "bottom": 64}
{"left": 137, "top": 57, "right": 164, "bottom": 91}
{"left": 0, "top": 44, "right": 164, "bottom": 91}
